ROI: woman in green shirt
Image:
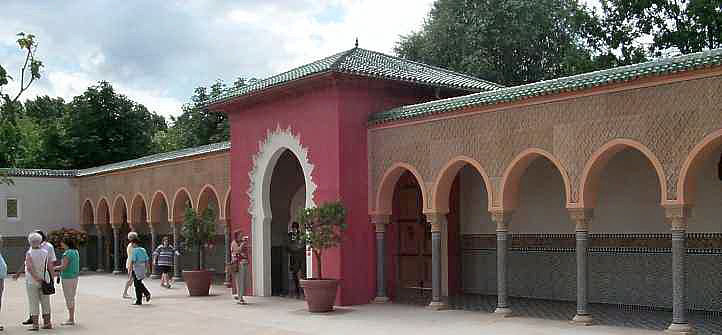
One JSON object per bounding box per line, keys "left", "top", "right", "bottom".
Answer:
{"left": 54, "top": 237, "right": 79, "bottom": 326}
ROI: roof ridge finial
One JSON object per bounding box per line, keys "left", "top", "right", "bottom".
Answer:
{"left": 354, "top": 37, "right": 358, "bottom": 48}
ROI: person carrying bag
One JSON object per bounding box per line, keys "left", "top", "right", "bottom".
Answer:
{"left": 24, "top": 232, "right": 53, "bottom": 330}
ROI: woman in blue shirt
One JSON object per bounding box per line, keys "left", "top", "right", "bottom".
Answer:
{"left": 129, "top": 236, "right": 151, "bottom": 305}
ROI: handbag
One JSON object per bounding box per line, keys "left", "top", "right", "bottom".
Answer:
{"left": 40, "top": 256, "right": 55, "bottom": 295}
{"left": 226, "top": 262, "right": 239, "bottom": 273}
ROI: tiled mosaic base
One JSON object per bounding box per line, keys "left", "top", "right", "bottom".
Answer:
{"left": 446, "top": 295, "right": 722, "bottom": 335}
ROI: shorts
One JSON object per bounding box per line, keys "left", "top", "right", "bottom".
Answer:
{"left": 157, "top": 265, "right": 172, "bottom": 274}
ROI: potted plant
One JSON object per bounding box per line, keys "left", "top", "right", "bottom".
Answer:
{"left": 180, "top": 206, "right": 216, "bottom": 296}
{"left": 294, "top": 201, "right": 347, "bottom": 313}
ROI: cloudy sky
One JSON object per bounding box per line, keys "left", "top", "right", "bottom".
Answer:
{"left": 0, "top": 0, "right": 438, "bottom": 118}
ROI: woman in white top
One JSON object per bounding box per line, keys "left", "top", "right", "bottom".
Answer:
{"left": 122, "top": 232, "right": 137, "bottom": 299}
{"left": 25, "top": 232, "right": 53, "bottom": 331}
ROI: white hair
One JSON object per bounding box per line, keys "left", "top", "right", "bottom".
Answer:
{"left": 127, "top": 231, "right": 138, "bottom": 240}
{"left": 28, "top": 232, "right": 43, "bottom": 246}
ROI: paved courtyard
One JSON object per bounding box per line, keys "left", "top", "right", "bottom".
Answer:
{"left": 0, "top": 274, "right": 693, "bottom": 334}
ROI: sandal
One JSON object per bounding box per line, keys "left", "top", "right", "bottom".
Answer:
{"left": 61, "top": 321, "right": 75, "bottom": 326}
{"left": 27, "top": 326, "right": 39, "bottom": 332}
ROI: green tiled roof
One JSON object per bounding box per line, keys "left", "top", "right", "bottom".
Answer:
{"left": 207, "top": 48, "right": 502, "bottom": 105}
{"left": 369, "top": 48, "right": 722, "bottom": 125}
{"left": 1, "top": 168, "right": 77, "bottom": 178}
{"left": 76, "top": 141, "right": 230, "bottom": 176}
{"left": 0, "top": 142, "right": 231, "bottom": 179}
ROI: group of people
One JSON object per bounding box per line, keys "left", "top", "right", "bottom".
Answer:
{"left": 0, "top": 230, "right": 80, "bottom": 331}
{"left": 123, "top": 232, "right": 180, "bottom": 305}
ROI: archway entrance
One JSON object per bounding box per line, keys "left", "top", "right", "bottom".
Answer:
{"left": 268, "top": 150, "right": 306, "bottom": 296}
{"left": 392, "top": 171, "right": 430, "bottom": 304}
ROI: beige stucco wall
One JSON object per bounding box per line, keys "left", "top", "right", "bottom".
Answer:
{"left": 0, "top": 177, "right": 79, "bottom": 237}
{"left": 370, "top": 73, "right": 722, "bottom": 215}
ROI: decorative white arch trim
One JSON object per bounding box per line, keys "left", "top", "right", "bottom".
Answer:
{"left": 247, "top": 125, "right": 317, "bottom": 297}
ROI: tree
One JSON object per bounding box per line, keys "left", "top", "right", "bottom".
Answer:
{"left": 600, "top": 0, "right": 722, "bottom": 57}
{"left": 21, "top": 96, "right": 70, "bottom": 168}
{"left": 63, "top": 81, "right": 167, "bottom": 168}
{"left": 161, "top": 77, "right": 256, "bottom": 152}
{"left": 1, "top": 32, "right": 44, "bottom": 184}
{"left": 394, "top": 0, "right": 609, "bottom": 86}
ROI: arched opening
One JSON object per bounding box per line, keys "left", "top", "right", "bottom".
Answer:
{"left": 96, "top": 198, "right": 110, "bottom": 272}
{"left": 389, "top": 171, "right": 428, "bottom": 304}
{"left": 172, "top": 188, "right": 193, "bottom": 273}
{"left": 150, "top": 191, "right": 171, "bottom": 250}
{"left": 503, "top": 152, "right": 571, "bottom": 302}
{"left": 585, "top": 145, "right": 668, "bottom": 309}
{"left": 130, "top": 194, "right": 150, "bottom": 248}
{"left": 112, "top": 195, "right": 131, "bottom": 272}
{"left": 676, "top": 131, "right": 722, "bottom": 312}
{"left": 265, "top": 150, "right": 306, "bottom": 296}
{"left": 432, "top": 160, "right": 495, "bottom": 307}
{"left": 197, "top": 185, "right": 223, "bottom": 273}
{"left": 81, "top": 200, "right": 97, "bottom": 271}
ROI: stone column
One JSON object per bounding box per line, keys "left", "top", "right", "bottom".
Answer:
{"left": 172, "top": 222, "right": 183, "bottom": 282}
{"left": 371, "top": 214, "right": 391, "bottom": 303}
{"left": 223, "top": 220, "right": 231, "bottom": 287}
{"left": 111, "top": 223, "right": 121, "bottom": 275}
{"left": 426, "top": 212, "right": 447, "bottom": 310}
{"left": 150, "top": 223, "right": 160, "bottom": 279}
{"left": 80, "top": 227, "right": 89, "bottom": 272}
{"left": 665, "top": 205, "right": 693, "bottom": 335}
{"left": 491, "top": 210, "right": 513, "bottom": 317}
{"left": 569, "top": 208, "right": 594, "bottom": 325}
{"left": 96, "top": 227, "right": 105, "bottom": 272}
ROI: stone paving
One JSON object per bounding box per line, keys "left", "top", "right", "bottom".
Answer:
{"left": 0, "top": 274, "right": 691, "bottom": 334}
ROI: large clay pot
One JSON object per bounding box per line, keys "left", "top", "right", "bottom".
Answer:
{"left": 300, "top": 279, "right": 339, "bottom": 313}
{"left": 182, "top": 270, "right": 212, "bottom": 296}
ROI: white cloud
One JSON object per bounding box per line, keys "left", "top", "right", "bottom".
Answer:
{"left": 1, "top": 1, "right": 434, "bottom": 117}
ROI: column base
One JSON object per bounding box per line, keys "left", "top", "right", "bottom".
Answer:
{"left": 427, "top": 301, "right": 447, "bottom": 310}
{"left": 112, "top": 270, "right": 122, "bottom": 275}
{"left": 571, "top": 314, "right": 593, "bottom": 326}
{"left": 224, "top": 281, "right": 232, "bottom": 288}
{"left": 493, "top": 307, "right": 512, "bottom": 317}
{"left": 666, "top": 323, "right": 694, "bottom": 335}
{"left": 81, "top": 267, "right": 89, "bottom": 272}
{"left": 373, "top": 296, "right": 390, "bottom": 303}
{"left": 96, "top": 268, "right": 104, "bottom": 273}
{"left": 150, "top": 274, "right": 161, "bottom": 279}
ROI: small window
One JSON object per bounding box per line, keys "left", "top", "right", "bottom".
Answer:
{"left": 6, "top": 198, "right": 18, "bottom": 219}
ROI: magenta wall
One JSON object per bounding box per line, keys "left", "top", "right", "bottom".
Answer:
{"left": 225, "top": 75, "right": 456, "bottom": 305}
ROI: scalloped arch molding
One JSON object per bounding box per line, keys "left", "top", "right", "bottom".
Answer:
{"left": 247, "top": 125, "right": 316, "bottom": 296}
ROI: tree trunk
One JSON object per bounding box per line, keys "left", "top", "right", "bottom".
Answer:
{"left": 314, "top": 250, "right": 322, "bottom": 279}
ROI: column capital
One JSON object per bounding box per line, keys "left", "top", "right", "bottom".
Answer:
{"left": 664, "top": 204, "right": 692, "bottom": 231}
{"left": 110, "top": 222, "right": 122, "bottom": 229}
{"left": 423, "top": 212, "right": 446, "bottom": 233}
{"left": 568, "top": 208, "right": 594, "bottom": 231}
{"left": 490, "top": 209, "right": 513, "bottom": 232}
{"left": 369, "top": 214, "right": 391, "bottom": 225}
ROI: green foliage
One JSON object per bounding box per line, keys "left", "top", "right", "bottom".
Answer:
{"left": 63, "top": 81, "right": 167, "bottom": 168}
{"left": 181, "top": 206, "right": 217, "bottom": 270}
{"left": 294, "top": 201, "right": 347, "bottom": 279}
{"left": 163, "top": 77, "right": 256, "bottom": 151}
{"left": 394, "top": 0, "right": 608, "bottom": 86}
{"left": 600, "top": 0, "right": 722, "bottom": 57}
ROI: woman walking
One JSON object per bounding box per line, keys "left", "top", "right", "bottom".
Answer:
{"left": 152, "top": 236, "right": 175, "bottom": 288}
{"left": 24, "top": 232, "right": 53, "bottom": 331}
{"left": 230, "top": 232, "right": 250, "bottom": 305}
{"left": 129, "top": 236, "right": 151, "bottom": 305}
{"left": 122, "top": 232, "right": 137, "bottom": 299}
{"left": 54, "top": 237, "right": 79, "bottom": 326}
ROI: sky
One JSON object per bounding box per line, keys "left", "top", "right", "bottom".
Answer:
{"left": 0, "top": 0, "right": 436, "bottom": 118}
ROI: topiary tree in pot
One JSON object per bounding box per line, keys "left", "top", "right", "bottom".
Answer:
{"left": 180, "top": 206, "right": 216, "bottom": 296}
{"left": 294, "top": 201, "right": 347, "bottom": 312}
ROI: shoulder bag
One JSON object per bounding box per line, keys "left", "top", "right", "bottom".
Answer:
{"left": 41, "top": 255, "right": 55, "bottom": 295}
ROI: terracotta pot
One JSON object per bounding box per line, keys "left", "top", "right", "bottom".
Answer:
{"left": 300, "top": 279, "right": 339, "bottom": 313}
{"left": 182, "top": 270, "right": 212, "bottom": 296}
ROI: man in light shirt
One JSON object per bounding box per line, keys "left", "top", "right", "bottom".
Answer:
{"left": 13, "top": 230, "right": 56, "bottom": 325}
